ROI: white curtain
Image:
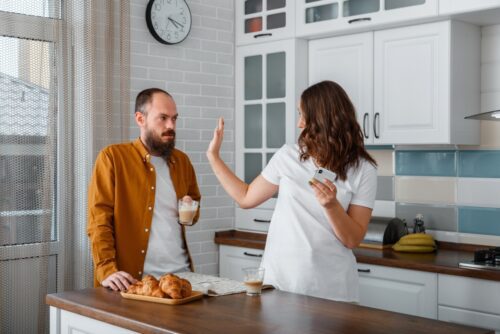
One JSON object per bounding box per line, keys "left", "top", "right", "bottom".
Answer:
{"left": 0, "top": 1, "right": 130, "bottom": 332}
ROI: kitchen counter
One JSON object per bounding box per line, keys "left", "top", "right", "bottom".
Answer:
{"left": 46, "top": 287, "right": 493, "bottom": 334}
{"left": 214, "top": 230, "right": 500, "bottom": 282}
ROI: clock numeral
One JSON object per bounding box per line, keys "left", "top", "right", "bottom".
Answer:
{"left": 182, "top": 17, "right": 186, "bottom": 24}
{"left": 167, "top": 0, "right": 172, "bottom": 3}
{"left": 154, "top": 3, "right": 161, "bottom": 11}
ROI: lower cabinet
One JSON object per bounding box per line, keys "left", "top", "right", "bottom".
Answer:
{"left": 438, "top": 274, "right": 500, "bottom": 334}
{"left": 356, "top": 263, "right": 438, "bottom": 319}
{"left": 50, "top": 307, "right": 136, "bottom": 334}
{"left": 219, "top": 245, "right": 264, "bottom": 281}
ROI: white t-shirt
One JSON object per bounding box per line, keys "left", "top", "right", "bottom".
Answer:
{"left": 143, "top": 156, "right": 190, "bottom": 278}
{"left": 260, "top": 144, "right": 377, "bottom": 302}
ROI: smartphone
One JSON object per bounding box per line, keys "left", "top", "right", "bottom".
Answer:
{"left": 312, "top": 167, "right": 337, "bottom": 184}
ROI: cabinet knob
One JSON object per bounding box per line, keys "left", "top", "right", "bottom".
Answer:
{"left": 358, "top": 268, "right": 371, "bottom": 273}
{"left": 253, "top": 219, "right": 271, "bottom": 223}
{"left": 373, "top": 112, "right": 380, "bottom": 139}
{"left": 244, "top": 252, "right": 263, "bottom": 258}
{"left": 363, "top": 113, "right": 369, "bottom": 139}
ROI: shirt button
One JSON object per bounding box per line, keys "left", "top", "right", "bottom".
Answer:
{"left": 150, "top": 167, "right": 154, "bottom": 171}
{"left": 151, "top": 186, "right": 155, "bottom": 190}
{"left": 148, "top": 206, "right": 152, "bottom": 211}
{"left": 145, "top": 228, "right": 149, "bottom": 232}
{"left": 146, "top": 154, "right": 150, "bottom": 158}
{"left": 141, "top": 250, "right": 145, "bottom": 254}
{"left": 138, "top": 271, "right": 142, "bottom": 275}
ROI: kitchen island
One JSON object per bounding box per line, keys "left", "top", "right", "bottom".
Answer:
{"left": 46, "top": 287, "right": 493, "bottom": 334}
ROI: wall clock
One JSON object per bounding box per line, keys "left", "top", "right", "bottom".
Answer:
{"left": 146, "top": 0, "right": 192, "bottom": 45}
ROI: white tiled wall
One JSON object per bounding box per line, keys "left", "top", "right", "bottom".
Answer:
{"left": 129, "top": 0, "right": 235, "bottom": 275}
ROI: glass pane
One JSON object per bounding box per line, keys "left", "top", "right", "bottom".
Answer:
{"left": 0, "top": 36, "right": 55, "bottom": 246}
{"left": 267, "top": 12, "right": 286, "bottom": 30}
{"left": 266, "top": 103, "right": 286, "bottom": 148}
{"left": 266, "top": 52, "right": 286, "bottom": 99}
{"left": 306, "top": 0, "right": 321, "bottom": 3}
{"left": 244, "top": 153, "right": 262, "bottom": 183}
{"left": 306, "top": 4, "right": 339, "bottom": 23}
{"left": 385, "top": 0, "right": 425, "bottom": 10}
{"left": 245, "top": 0, "right": 263, "bottom": 14}
{"left": 266, "top": 152, "right": 275, "bottom": 164}
{"left": 245, "top": 17, "right": 263, "bottom": 33}
{"left": 244, "top": 55, "right": 262, "bottom": 100}
{"left": 267, "top": 0, "right": 286, "bottom": 10}
{"left": 244, "top": 105, "right": 262, "bottom": 148}
{"left": 343, "top": 0, "right": 379, "bottom": 17}
{"left": 0, "top": 0, "right": 60, "bottom": 18}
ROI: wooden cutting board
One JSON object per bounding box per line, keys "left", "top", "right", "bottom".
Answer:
{"left": 120, "top": 290, "right": 204, "bottom": 305}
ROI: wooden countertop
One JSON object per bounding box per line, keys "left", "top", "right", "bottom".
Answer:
{"left": 46, "top": 287, "right": 493, "bottom": 334}
{"left": 214, "top": 230, "right": 500, "bottom": 282}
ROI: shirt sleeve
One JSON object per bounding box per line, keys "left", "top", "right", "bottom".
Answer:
{"left": 350, "top": 161, "right": 378, "bottom": 209}
{"left": 87, "top": 149, "right": 119, "bottom": 284}
{"left": 187, "top": 159, "right": 202, "bottom": 224}
{"left": 260, "top": 145, "right": 286, "bottom": 185}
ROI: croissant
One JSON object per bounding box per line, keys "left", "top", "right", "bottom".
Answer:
{"left": 127, "top": 275, "right": 165, "bottom": 298}
{"left": 159, "top": 273, "right": 192, "bottom": 299}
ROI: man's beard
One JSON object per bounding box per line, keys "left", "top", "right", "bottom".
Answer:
{"left": 144, "top": 128, "right": 176, "bottom": 158}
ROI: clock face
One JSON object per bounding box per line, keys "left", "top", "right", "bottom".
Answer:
{"left": 146, "top": 0, "right": 192, "bottom": 44}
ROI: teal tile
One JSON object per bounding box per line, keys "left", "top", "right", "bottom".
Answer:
{"left": 366, "top": 145, "right": 394, "bottom": 150}
{"left": 458, "top": 150, "right": 500, "bottom": 178}
{"left": 458, "top": 206, "right": 500, "bottom": 236}
{"left": 395, "top": 151, "right": 456, "bottom": 176}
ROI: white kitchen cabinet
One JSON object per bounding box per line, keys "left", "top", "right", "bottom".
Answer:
{"left": 50, "top": 307, "right": 136, "bottom": 334}
{"left": 438, "top": 274, "right": 500, "bottom": 333}
{"left": 309, "top": 32, "right": 374, "bottom": 143}
{"left": 235, "top": 38, "right": 307, "bottom": 221}
{"left": 236, "top": 0, "right": 295, "bottom": 46}
{"left": 439, "top": 0, "right": 500, "bottom": 15}
{"left": 235, "top": 207, "right": 272, "bottom": 232}
{"left": 310, "top": 20, "right": 480, "bottom": 145}
{"left": 296, "top": 0, "right": 437, "bottom": 39}
{"left": 219, "top": 245, "right": 264, "bottom": 281}
{"left": 357, "top": 263, "right": 438, "bottom": 319}
{"left": 374, "top": 20, "right": 480, "bottom": 144}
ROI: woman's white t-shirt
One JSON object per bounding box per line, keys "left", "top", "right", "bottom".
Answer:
{"left": 260, "top": 144, "right": 377, "bottom": 302}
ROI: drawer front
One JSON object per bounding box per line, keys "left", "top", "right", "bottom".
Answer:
{"left": 438, "top": 305, "right": 500, "bottom": 332}
{"left": 357, "top": 263, "right": 437, "bottom": 319}
{"left": 438, "top": 274, "right": 500, "bottom": 315}
{"left": 235, "top": 208, "right": 273, "bottom": 232}
{"left": 219, "top": 245, "right": 264, "bottom": 281}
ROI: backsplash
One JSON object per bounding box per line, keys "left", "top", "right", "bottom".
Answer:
{"left": 369, "top": 148, "right": 500, "bottom": 238}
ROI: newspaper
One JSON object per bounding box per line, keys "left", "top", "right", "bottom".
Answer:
{"left": 176, "top": 272, "right": 248, "bottom": 296}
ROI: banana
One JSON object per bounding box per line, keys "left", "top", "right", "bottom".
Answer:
{"left": 399, "top": 233, "right": 433, "bottom": 241}
{"left": 399, "top": 238, "right": 436, "bottom": 246}
{"left": 392, "top": 243, "right": 436, "bottom": 253}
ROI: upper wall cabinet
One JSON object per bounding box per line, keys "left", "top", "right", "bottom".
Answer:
{"left": 236, "top": 0, "right": 295, "bottom": 46}
{"left": 309, "top": 20, "right": 481, "bottom": 145}
{"left": 296, "top": 0, "right": 438, "bottom": 39}
{"left": 439, "top": 0, "right": 500, "bottom": 15}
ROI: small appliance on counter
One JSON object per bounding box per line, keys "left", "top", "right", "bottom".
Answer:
{"left": 360, "top": 217, "right": 408, "bottom": 249}
{"left": 459, "top": 247, "right": 500, "bottom": 271}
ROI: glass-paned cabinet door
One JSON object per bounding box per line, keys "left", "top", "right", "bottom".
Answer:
{"left": 236, "top": 0, "right": 295, "bottom": 46}
{"left": 296, "top": 0, "right": 437, "bottom": 38}
{"left": 236, "top": 40, "right": 303, "bottom": 207}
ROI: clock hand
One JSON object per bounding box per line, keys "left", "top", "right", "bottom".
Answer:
{"left": 169, "top": 17, "right": 184, "bottom": 29}
{"left": 168, "top": 17, "right": 180, "bottom": 28}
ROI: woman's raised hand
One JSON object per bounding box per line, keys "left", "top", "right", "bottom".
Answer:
{"left": 207, "top": 117, "right": 224, "bottom": 160}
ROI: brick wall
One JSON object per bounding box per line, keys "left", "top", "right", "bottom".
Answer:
{"left": 129, "top": 0, "right": 235, "bottom": 275}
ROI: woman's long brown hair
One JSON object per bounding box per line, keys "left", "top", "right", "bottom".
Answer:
{"left": 298, "top": 80, "right": 377, "bottom": 181}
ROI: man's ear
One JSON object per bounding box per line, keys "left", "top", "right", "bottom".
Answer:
{"left": 135, "top": 111, "right": 145, "bottom": 127}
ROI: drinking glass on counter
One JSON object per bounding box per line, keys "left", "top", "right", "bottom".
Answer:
{"left": 178, "top": 199, "right": 199, "bottom": 226}
{"left": 242, "top": 267, "right": 265, "bottom": 296}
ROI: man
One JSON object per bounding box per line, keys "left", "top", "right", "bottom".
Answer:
{"left": 87, "top": 88, "right": 201, "bottom": 291}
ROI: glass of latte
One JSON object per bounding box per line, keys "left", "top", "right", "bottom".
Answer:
{"left": 242, "top": 267, "right": 265, "bottom": 296}
{"left": 178, "top": 199, "right": 198, "bottom": 226}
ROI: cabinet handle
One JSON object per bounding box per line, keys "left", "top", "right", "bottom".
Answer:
{"left": 358, "top": 268, "right": 371, "bottom": 273}
{"left": 254, "top": 33, "right": 272, "bottom": 38}
{"left": 348, "top": 17, "right": 371, "bottom": 24}
{"left": 363, "top": 113, "right": 369, "bottom": 139}
{"left": 373, "top": 112, "right": 380, "bottom": 139}
{"left": 253, "top": 219, "right": 271, "bottom": 223}
{"left": 244, "top": 252, "right": 263, "bottom": 258}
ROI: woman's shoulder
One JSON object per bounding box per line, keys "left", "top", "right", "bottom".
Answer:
{"left": 348, "top": 158, "right": 377, "bottom": 180}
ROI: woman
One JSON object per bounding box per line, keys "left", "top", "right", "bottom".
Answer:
{"left": 207, "top": 80, "right": 377, "bottom": 302}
